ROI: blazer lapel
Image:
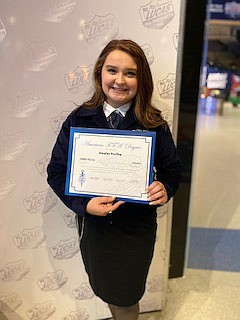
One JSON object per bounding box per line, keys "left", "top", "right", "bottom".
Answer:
{"left": 94, "top": 108, "right": 109, "bottom": 128}
{"left": 76, "top": 106, "right": 109, "bottom": 128}
{"left": 121, "top": 106, "right": 139, "bottom": 130}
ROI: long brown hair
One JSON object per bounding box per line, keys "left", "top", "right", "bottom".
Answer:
{"left": 83, "top": 39, "right": 166, "bottom": 129}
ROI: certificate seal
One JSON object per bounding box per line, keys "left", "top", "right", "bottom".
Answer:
{"left": 79, "top": 170, "right": 86, "bottom": 186}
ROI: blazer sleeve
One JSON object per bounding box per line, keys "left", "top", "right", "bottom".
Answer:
{"left": 154, "top": 125, "right": 182, "bottom": 201}
{"left": 47, "top": 112, "right": 90, "bottom": 216}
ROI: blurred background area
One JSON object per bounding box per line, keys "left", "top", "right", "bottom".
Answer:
{"left": 153, "top": 0, "right": 240, "bottom": 319}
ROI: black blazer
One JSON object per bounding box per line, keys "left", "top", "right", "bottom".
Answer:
{"left": 47, "top": 105, "right": 182, "bottom": 219}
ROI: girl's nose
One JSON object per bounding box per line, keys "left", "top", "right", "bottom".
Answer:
{"left": 115, "top": 73, "right": 125, "bottom": 85}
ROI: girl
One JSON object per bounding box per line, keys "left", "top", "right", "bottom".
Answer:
{"left": 47, "top": 39, "right": 181, "bottom": 320}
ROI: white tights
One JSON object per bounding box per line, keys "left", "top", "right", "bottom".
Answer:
{"left": 108, "top": 303, "right": 139, "bottom": 320}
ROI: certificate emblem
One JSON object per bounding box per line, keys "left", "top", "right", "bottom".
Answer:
{"left": 65, "top": 128, "right": 156, "bottom": 203}
{"left": 78, "top": 170, "right": 86, "bottom": 186}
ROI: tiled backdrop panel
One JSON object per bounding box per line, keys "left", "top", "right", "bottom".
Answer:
{"left": 0, "top": 1, "right": 182, "bottom": 319}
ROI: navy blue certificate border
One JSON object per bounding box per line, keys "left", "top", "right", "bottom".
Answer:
{"left": 65, "top": 127, "right": 156, "bottom": 203}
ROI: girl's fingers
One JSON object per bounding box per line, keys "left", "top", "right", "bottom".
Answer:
{"left": 147, "top": 181, "right": 168, "bottom": 205}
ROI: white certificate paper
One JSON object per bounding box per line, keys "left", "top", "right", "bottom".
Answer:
{"left": 65, "top": 127, "right": 156, "bottom": 203}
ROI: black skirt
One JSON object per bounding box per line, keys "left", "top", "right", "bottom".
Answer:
{"left": 80, "top": 204, "right": 157, "bottom": 306}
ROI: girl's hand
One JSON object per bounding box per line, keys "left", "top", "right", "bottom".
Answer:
{"left": 147, "top": 181, "right": 168, "bottom": 206}
{"left": 86, "top": 196, "right": 124, "bottom": 216}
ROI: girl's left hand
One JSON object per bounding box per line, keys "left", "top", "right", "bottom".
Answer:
{"left": 147, "top": 181, "right": 168, "bottom": 206}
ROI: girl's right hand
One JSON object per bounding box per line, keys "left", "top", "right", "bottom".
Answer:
{"left": 86, "top": 196, "right": 124, "bottom": 216}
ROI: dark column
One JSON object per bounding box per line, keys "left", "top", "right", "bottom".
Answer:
{"left": 169, "top": 0, "right": 208, "bottom": 278}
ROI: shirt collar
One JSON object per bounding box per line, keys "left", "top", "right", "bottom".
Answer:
{"left": 103, "top": 101, "right": 131, "bottom": 118}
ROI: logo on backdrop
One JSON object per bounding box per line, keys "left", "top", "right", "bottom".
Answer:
{"left": 0, "top": 293, "right": 22, "bottom": 313}
{"left": 141, "top": 43, "right": 154, "bottom": 65}
{"left": 37, "top": 270, "right": 68, "bottom": 291}
{"left": 12, "top": 89, "right": 43, "bottom": 118}
{"left": 0, "top": 260, "right": 30, "bottom": 282}
{"left": 173, "top": 33, "right": 179, "bottom": 50}
{"left": 49, "top": 237, "right": 79, "bottom": 259}
{"left": 26, "top": 41, "right": 57, "bottom": 72}
{"left": 23, "top": 189, "right": 57, "bottom": 214}
{"left": 157, "top": 203, "right": 168, "bottom": 219}
{"left": 35, "top": 153, "right": 51, "bottom": 177}
{"left": 26, "top": 301, "right": 56, "bottom": 320}
{"left": 157, "top": 73, "right": 176, "bottom": 99}
{"left": 63, "top": 308, "right": 90, "bottom": 320}
{"left": 0, "top": 133, "right": 28, "bottom": 161}
{"left": 0, "top": 176, "right": 15, "bottom": 201}
{"left": 64, "top": 211, "right": 77, "bottom": 228}
{"left": 147, "top": 275, "right": 163, "bottom": 292}
{"left": 81, "top": 14, "right": 115, "bottom": 43}
{"left": 73, "top": 282, "right": 95, "bottom": 300}
{"left": 140, "top": 298, "right": 159, "bottom": 313}
{"left": 0, "top": 19, "right": 7, "bottom": 42}
{"left": 64, "top": 65, "right": 93, "bottom": 93}
{"left": 161, "top": 108, "right": 173, "bottom": 127}
{"left": 139, "top": 0, "right": 174, "bottom": 29}
{"left": 50, "top": 111, "right": 71, "bottom": 135}
{"left": 13, "top": 227, "right": 46, "bottom": 250}
{"left": 40, "top": 0, "right": 76, "bottom": 22}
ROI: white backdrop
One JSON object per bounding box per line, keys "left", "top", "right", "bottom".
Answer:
{"left": 0, "top": 1, "right": 183, "bottom": 319}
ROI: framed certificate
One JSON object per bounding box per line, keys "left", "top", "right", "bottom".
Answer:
{"left": 65, "top": 127, "right": 156, "bottom": 203}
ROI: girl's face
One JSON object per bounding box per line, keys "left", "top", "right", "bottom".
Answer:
{"left": 101, "top": 50, "right": 138, "bottom": 108}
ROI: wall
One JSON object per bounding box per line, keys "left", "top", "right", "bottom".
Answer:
{"left": 0, "top": 1, "right": 183, "bottom": 319}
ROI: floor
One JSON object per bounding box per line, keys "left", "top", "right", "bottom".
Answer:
{"left": 139, "top": 269, "right": 240, "bottom": 320}
{"left": 139, "top": 103, "right": 240, "bottom": 320}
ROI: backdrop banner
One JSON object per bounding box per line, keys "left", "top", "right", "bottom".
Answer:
{"left": 0, "top": 1, "right": 182, "bottom": 319}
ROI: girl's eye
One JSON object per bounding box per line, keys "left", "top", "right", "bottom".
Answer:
{"left": 107, "top": 68, "right": 117, "bottom": 74}
{"left": 126, "top": 71, "right": 137, "bottom": 78}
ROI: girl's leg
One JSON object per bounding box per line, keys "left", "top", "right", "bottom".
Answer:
{"left": 109, "top": 303, "right": 139, "bottom": 320}
{"left": 108, "top": 304, "right": 117, "bottom": 319}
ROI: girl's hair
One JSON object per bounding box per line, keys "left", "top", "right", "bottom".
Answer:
{"left": 83, "top": 39, "right": 166, "bottom": 129}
